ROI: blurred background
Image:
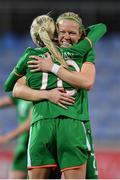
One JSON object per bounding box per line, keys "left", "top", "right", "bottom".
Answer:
{"left": 0, "top": 0, "right": 120, "bottom": 178}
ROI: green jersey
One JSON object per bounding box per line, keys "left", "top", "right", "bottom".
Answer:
{"left": 11, "top": 44, "right": 95, "bottom": 124}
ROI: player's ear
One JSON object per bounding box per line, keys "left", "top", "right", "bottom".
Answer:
{"left": 78, "top": 30, "right": 82, "bottom": 40}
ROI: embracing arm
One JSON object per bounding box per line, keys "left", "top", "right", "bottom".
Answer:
{"left": 56, "top": 48, "right": 96, "bottom": 90}
{"left": 72, "top": 23, "right": 107, "bottom": 54}
{"left": 86, "top": 23, "right": 107, "bottom": 44}
{"left": 13, "top": 76, "right": 49, "bottom": 101}
{"left": 28, "top": 52, "right": 96, "bottom": 90}
{"left": 13, "top": 76, "right": 75, "bottom": 109}
{"left": 57, "top": 62, "right": 96, "bottom": 90}
{"left": 4, "top": 70, "right": 23, "bottom": 92}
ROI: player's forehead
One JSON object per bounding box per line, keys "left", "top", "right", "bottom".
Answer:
{"left": 58, "top": 19, "right": 80, "bottom": 31}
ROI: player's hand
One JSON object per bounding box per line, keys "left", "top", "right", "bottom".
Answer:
{"left": 28, "top": 52, "right": 53, "bottom": 72}
{"left": 47, "top": 88, "right": 75, "bottom": 109}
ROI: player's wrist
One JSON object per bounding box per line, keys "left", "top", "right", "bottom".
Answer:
{"left": 51, "top": 64, "right": 61, "bottom": 75}
{"left": 36, "top": 90, "right": 48, "bottom": 101}
{"left": 46, "top": 90, "right": 53, "bottom": 101}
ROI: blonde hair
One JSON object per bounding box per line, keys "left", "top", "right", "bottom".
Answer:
{"left": 30, "top": 14, "right": 68, "bottom": 68}
{"left": 30, "top": 15, "right": 55, "bottom": 47}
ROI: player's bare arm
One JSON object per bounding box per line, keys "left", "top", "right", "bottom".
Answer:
{"left": 57, "top": 61, "right": 96, "bottom": 90}
{"left": 13, "top": 77, "right": 75, "bottom": 109}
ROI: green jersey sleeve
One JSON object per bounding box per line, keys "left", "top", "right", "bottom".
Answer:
{"left": 83, "top": 49, "right": 96, "bottom": 64}
{"left": 70, "top": 38, "right": 91, "bottom": 57}
{"left": 14, "top": 47, "right": 31, "bottom": 75}
{"left": 69, "top": 23, "right": 107, "bottom": 58}
{"left": 4, "top": 71, "right": 22, "bottom": 92}
{"left": 4, "top": 48, "right": 31, "bottom": 92}
{"left": 86, "top": 23, "right": 107, "bottom": 44}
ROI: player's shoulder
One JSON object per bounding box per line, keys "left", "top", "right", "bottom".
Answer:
{"left": 25, "top": 47, "right": 37, "bottom": 53}
{"left": 25, "top": 47, "right": 48, "bottom": 54}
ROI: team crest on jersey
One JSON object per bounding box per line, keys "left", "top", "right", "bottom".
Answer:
{"left": 62, "top": 52, "right": 74, "bottom": 60}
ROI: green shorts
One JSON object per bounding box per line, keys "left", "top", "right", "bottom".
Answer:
{"left": 84, "top": 121, "right": 98, "bottom": 179}
{"left": 28, "top": 118, "right": 91, "bottom": 171}
{"left": 12, "top": 132, "right": 29, "bottom": 172}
